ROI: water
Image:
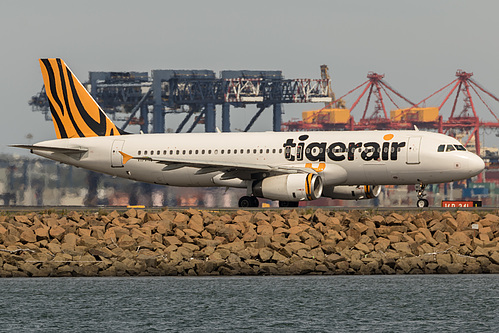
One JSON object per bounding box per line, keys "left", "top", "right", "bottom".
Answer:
{"left": 0, "top": 275, "right": 497, "bottom": 332}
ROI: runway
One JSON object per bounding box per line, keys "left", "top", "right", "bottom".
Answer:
{"left": 0, "top": 205, "right": 497, "bottom": 213}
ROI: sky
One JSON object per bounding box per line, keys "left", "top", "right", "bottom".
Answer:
{"left": 1, "top": 0, "right": 499, "bottom": 155}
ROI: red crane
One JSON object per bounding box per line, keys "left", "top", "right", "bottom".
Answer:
{"left": 412, "top": 70, "right": 499, "bottom": 157}
{"left": 282, "top": 71, "right": 416, "bottom": 131}
{"left": 342, "top": 72, "right": 416, "bottom": 129}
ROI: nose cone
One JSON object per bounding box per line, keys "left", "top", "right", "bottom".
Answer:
{"left": 468, "top": 154, "right": 485, "bottom": 177}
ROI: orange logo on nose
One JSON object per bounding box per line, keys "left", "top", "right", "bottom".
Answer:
{"left": 383, "top": 134, "right": 394, "bottom": 140}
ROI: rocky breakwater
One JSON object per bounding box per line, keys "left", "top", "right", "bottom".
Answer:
{"left": 0, "top": 209, "right": 499, "bottom": 277}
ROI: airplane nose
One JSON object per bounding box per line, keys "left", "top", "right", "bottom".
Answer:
{"left": 468, "top": 154, "right": 485, "bottom": 177}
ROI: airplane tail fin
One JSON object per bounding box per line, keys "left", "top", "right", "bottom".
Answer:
{"left": 39, "top": 58, "right": 126, "bottom": 139}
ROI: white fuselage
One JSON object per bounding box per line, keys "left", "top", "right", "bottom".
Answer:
{"left": 31, "top": 130, "right": 484, "bottom": 189}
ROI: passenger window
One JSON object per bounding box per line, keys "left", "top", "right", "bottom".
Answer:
{"left": 151, "top": 151, "right": 154, "bottom": 155}
{"left": 437, "top": 145, "right": 445, "bottom": 152}
{"left": 227, "top": 149, "right": 231, "bottom": 154}
{"left": 208, "top": 150, "right": 212, "bottom": 154}
{"left": 253, "top": 149, "right": 257, "bottom": 154}
{"left": 266, "top": 149, "right": 269, "bottom": 154}
{"left": 176, "top": 150, "right": 179, "bottom": 155}
{"left": 195, "top": 150, "right": 199, "bottom": 154}
{"left": 279, "top": 149, "right": 282, "bottom": 154}
{"left": 202, "top": 149, "right": 205, "bottom": 154}
{"left": 170, "top": 150, "right": 173, "bottom": 155}
{"left": 138, "top": 151, "right": 141, "bottom": 155}
{"left": 272, "top": 149, "right": 276, "bottom": 153}
{"left": 182, "top": 150, "right": 186, "bottom": 155}
{"left": 240, "top": 149, "right": 244, "bottom": 154}
{"left": 189, "top": 150, "right": 192, "bottom": 155}
{"left": 233, "top": 149, "right": 237, "bottom": 154}
{"left": 157, "top": 150, "right": 160, "bottom": 155}
{"left": 446, "top": 145, "right": 455, "bottom": 152}
{"left": 163, "top": 150, "right": 166, "bottom": 155}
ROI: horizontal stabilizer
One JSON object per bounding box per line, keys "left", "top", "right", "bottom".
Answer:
{"left": 10, "top": 144, "right": 88, "bottom": 154}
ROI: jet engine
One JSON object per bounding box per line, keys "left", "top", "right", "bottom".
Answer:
{"left": 322, "top": 185, "right": 381, "bottom": 200}
{"left": 252, "top": 174, "right": 323, "bottom": 201}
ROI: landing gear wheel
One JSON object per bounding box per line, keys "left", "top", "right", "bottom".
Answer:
{"left": 238, "top": 196, "right": 259, "bottom": 208}
{"left": 417, "top": 199, "right": 429, "bottom": 208}
{"left": 415, "top": 183, "right": 429, "bottom": 208}
{"left": 279, "top": 201, "right": 299, "bottom": 208}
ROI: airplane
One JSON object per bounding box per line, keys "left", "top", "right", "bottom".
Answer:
{"left": 12, "top": 58, "right": 485, "bottom": 208}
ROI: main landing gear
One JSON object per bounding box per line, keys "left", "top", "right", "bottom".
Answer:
{"left": 238, "top": 196, "right": 259, "bottom": 208}
{"left": 416, "top": 183, "right": 429, "bottom": 208}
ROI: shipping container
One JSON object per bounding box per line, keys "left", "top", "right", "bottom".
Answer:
{"left": 390, "top": 107, "right": 439, "bottom": 122}
{"left": 302, "top": 108, "right": 350, "bottom": 124}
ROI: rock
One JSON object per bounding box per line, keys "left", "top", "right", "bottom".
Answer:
{"left": 34, "top": 225, "right": 50, "bottom": 240}
{"left": 49, "top": 226, "right": 66, "bottom": 240}
{"left": 489, "top": 251, "right": 499, "bottom": 265}
{"left": 354, "top": 242, "right": 370, "bottom": 254}
{"left": 20, "top": 228, "right": 37, "bottom": 243}
{"left": 14, "top": 215, "right": 31, "bottom": 224}
{"left": 448, "top": 231, "right": 471, "bottom": 247}
{"left": 433, "top": 230, "right": 447, "bottom": 244}
{"left": 258, "top": 248, "right": 273, "bottom": 262}
{"left": 63, "top": 233, "right": 78, "bottom": 247}
{"left": 78, "top": 235, "right": 100, "bottom": 248}
{"left": 271, "top": 251, "right": 287, "bottom": 262}
{"left": 288, "top": 259, "right": 316, "bottom": 275}
{"left": 117, "top": 235, "right": 136, "bottom": 250}
{"left": 256, "top": 223, "right": 273, "bottom": 236}
{"left": 173, "top": 213, "right": 189, "bottom": 225}
{"left": 187, "top": 214, "right": 204, "bottom": 234}
{"left": 254, "top": 212, "right": 269, "bottom": 222}
{"left": 447, "top": 263, "right": 464, "bottom": 274}
{"left": 472, "top": 246, "right": 489, "bottom": 257}
{"left": 164, "top": 236, "right": 182, "bottom": 246}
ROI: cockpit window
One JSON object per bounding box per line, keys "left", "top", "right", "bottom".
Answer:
{"left": 446, "top": 144, "right": 456, "bottom": 152}
{"left": 438, "top": 144, "right": 466, "bottom": 152}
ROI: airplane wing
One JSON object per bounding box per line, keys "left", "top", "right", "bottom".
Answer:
{"left": 119, "top": 151, "right": 316, "bottom": 180}
{"left": 10, "top": 144, "right": 88, "bottom": 154}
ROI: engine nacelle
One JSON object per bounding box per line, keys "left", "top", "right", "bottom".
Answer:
{"left": 322, "top": 185, "right": 381, "bottom": 200}
{"left": 252, "top": 174, "right": 323, "bottom": 201}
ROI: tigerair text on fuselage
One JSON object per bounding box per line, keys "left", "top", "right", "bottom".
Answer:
{"left": 282, "top": 134, "right": 406, "bottom": 162}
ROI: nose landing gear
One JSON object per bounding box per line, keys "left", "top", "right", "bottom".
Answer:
{"left": 416, "top": 183, "right": 429, "bottom": 207}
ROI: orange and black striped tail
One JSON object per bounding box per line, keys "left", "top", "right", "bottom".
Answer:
{"left": 39, "top": 58, "right": 126, "bottom": 139}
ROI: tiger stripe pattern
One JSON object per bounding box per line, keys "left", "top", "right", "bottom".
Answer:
{"left": 39, "top": 58, "right": 124, "bottom": 139}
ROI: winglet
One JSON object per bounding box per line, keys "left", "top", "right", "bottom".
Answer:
{"left": 119, "top": 151, "right": 133, "bottom": 164}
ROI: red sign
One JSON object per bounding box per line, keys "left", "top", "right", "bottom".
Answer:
{"left": 441, "top": 201, "right": 482, "bottom": 207}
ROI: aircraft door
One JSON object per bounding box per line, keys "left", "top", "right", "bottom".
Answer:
{"left": 406, "top": 136, "right": 421, "bottom": 164}
{"left": 111, "top": 140, "right": 125, "bottom": 168}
